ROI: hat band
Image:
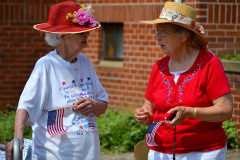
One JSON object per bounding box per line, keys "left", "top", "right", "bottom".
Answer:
{"left": 159, "top": 8, "right": 196, "bottom": 29}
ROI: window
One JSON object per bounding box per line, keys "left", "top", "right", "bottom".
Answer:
{"left": 101, "top": 23, "right": 123, "bottom": 61}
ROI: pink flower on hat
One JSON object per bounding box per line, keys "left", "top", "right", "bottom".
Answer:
{"left": 66, "top": 3, "right": 97, "bottom": 27}
{"left": 89, "top": 17, "right": 97, "bottom": 27}
{"left": 75, "top": 9, "right": 90, "bottom": 25}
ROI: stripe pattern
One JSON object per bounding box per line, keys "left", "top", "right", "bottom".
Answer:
{"left": 47, "top": 109, "right": 67, "bottom": 135}
{"left": 145, "top": 121, "right": 162, "bottom": 146}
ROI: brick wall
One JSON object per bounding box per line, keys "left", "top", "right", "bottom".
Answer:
{"left": 0, "top": 0, "right": 240, "bottom": 136}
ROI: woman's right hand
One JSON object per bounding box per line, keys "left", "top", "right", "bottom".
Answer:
{"left": 134, "top": 99, "right": 155, "bottom": 126}
{"left": 7, "top": 138, "right": 24, "bottom": 160}
{"left": 134, "top": 108, "right": 150, "bottom": 125}
{"left": 7, "top": 140, "right": 14, "bottom": 159}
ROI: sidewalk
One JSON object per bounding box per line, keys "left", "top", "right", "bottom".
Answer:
{"left": 101, "top": 149, "right": 240, "bottom": 160}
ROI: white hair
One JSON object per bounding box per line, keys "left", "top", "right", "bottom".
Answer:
{"left": 45, "top": 33, "right": 62, "bottom": 47}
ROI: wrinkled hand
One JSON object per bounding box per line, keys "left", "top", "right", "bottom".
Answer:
{"left": 7, "top": 138, "right": 24, "bottom": 160}
{"left": 134, "top": 108, "right": 150, "bottom": 126}
{"left": 73, "top": 97, "right": 96, "bottom": 115}
{"left": 165, "top": 106, "right": 192, "bottom": 127}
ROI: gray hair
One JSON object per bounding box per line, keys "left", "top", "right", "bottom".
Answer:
{"left": 45, "top": 33, "right": 62, "bottom": 47}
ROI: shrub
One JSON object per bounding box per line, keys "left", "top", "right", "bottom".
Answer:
{"left": 223, "top": 120, "right": 240, "bottom": 149}
{"left": 219, "top": 54, "right": 240, "bottom": 61}
{"left": 0, "top": 106, "right": 239, "bottom": 152}
{"left": 0, "top": 104, "right": 32, "bottom": 144}
{"left": 96, "top": 109, "right": 148, "bottom": 152}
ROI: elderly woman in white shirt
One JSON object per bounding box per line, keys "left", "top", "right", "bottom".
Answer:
{"left": 7, "top": 2, "right": 108, "bottom": 160}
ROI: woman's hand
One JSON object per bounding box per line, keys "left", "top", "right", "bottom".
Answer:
{"left": 7, "top": 138, "right": 24, "bottom": 160}
{"left": 134, "top": 107, "right": 150, "bottom": 125}
{"left": 134, "top": 99, "right": 155, "bottom": 126}
{"left": 7, "top": 109, "right": 28, "bottom": 159}
{"left": 165, "top": 93, "right": 233, "bottom": 127}
{"left": 165, "top": 106, "right": 193, "bottom": 127}
{"left": 74, "top": 97, "right": 108, "bottom": 117}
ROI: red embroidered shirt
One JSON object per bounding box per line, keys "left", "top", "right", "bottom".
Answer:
{"left": 145, "top": 49, "right": 231, "bottom": 154}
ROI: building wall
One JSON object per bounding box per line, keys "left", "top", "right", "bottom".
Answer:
{"left": 0, "top": 0, "right": 240, "bottom": 136}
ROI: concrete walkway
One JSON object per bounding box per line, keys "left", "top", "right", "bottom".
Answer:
{"left": 101, "top": 149, "right": 240, "bottom": 160}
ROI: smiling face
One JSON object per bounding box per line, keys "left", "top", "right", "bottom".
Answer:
{"left": 155, "top": 24, "right": 187, "bottom": 55}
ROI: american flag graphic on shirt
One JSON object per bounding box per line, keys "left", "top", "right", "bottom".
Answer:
{"left": 145, "top": 121, "right": 163, "bottom": 146}
{"left": 47, "top": 109, "right": 67, "bottom": 136}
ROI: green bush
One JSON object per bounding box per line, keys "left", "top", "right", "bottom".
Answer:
{"left": 219, "top": 54, "right": 240, "bottom": 61}
{"left": 223, "top": 120, "right": 240, "bottom": 149}
{"left": 96, "top": 109, "right": 148, "bottom": 152}
{"left": 0, "top": 106, "right": 239, "bottom": 152}
{"left": 0, "top": 104, "right": 32, "bottom": 144}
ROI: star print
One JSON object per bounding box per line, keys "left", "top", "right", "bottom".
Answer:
{"left": 81, "top": 78, "right": 83, "bottom": 82}
{"left": 87, "top": 77, "right": 91, "bottom": 81}
{"left": 62, "top": 81, "right": 66, "bottom": 85}
{"left": 72, "top": 80, "right": 75, "bottom": 84}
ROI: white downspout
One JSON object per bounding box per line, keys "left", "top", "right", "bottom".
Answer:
{"left": 174, "top": 0, "right": 182, "bottom": 3}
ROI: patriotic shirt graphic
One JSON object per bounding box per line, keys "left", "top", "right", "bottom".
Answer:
{"left": 47, "top": 109, "right": 67, "bottom": 136}
{"left": 145, "top": 121, "right": 163, "bottom": 146}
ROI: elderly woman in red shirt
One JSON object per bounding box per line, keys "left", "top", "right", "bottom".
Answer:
{"left": 134, "top": 2, "right": 233, "bottom": 160}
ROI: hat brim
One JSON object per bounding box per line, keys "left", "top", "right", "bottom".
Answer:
{"left": 33, "top": 22, "right": 101, "bottom": 34}
{"left": 140, "top": 19, "right": 208, "bottom": 48}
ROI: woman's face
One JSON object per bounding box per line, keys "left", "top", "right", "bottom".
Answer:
{"left": 63, "top": 32, "right": 90, "bottom": 53}
{"left": 155, "top": 24, "right": 184, "bottom": 55}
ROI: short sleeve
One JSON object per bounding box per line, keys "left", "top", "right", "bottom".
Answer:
{"left": 17, "top": 59, "right": 48, "bottom": 125}
{"left": 206, "top": 58, "right": 231, "bottom": 101}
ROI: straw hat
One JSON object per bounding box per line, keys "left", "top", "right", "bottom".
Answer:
{"left": 140, "top": 1, "right": 208, "bottom": 48}
{"left": 33, "top": 1, "right": 100, "bottom": 34}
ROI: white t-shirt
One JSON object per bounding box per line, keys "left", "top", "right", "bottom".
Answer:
{"left": 17, "top": 50, "right": 109, "bottom": 160}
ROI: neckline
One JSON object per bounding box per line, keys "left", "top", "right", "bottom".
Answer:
{"left": 52, "top": 50, "right": 78, "bottom": 69}
{"left": 166, "top": 49, "right": 202, "bottom": 76}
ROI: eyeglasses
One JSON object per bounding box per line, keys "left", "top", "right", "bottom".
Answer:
{"left": 153, "top": 29, "right": 174, "bottom": 37}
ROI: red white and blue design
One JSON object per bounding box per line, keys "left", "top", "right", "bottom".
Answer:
{"left": 145, "top": 121, "right": 163, "bottom": 146}
{"left": 47, "top": 109, "right": 67, "bottom": 136}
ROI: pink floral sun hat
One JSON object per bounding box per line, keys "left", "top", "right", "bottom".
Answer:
{"left": 33, "top": 1, "right": 100, "bottom": 34}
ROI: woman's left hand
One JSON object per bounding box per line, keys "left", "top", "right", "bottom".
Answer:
{"left": 73, "top": 97, "right": 108, "bottom": 117}
{"left": 73, "top": 97, "right": 97, "bottom": 115}
{"left": 165, "top": 106, "right": 193, "bottom": 127}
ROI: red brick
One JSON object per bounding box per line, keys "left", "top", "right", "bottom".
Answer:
{"left": 226, "top": 31, "right": 240, "bottom": 36}
{"left": 208, "top": 31, "right": 225, "bottom": 36}
{"left": 217, "top": 37, "right": 234, "bottom": 43}
{"left": 238, "top": 5, "right": 240, "bottom": 23}
{"left": 226, "top": 43, "right": 240, "bottom": 48}
{"left": 219, "top": 0, "right": 235, "bottom": 2}
{"left": 220, "top": 4, "right": 225, "bottom": 24}
{"left": 218, "top": 25, "right": 235, "bottom": 30}
{"left": 214, "top": 4, "right": 219, "bottom": 23}
{"left": 231, "top": 5, "right": 236, "bottom": 23}
{"left": 208, "top": 4, "right": 213, "bottom": 23}
{"left": 226, "top": 5, "right": 231, "bottom": 23}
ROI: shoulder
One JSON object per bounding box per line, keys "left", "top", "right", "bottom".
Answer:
{"left": 33, "top": 51, "right": 56, "bottom": 73}
{"left": 199, "top": 49, "right": 222, "bottom": 67}
{"left": 77, "top": 53, "right": 94, "bottom": 67}
{"left": 78, "top": 54, "right": 91, "bottom": 62}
